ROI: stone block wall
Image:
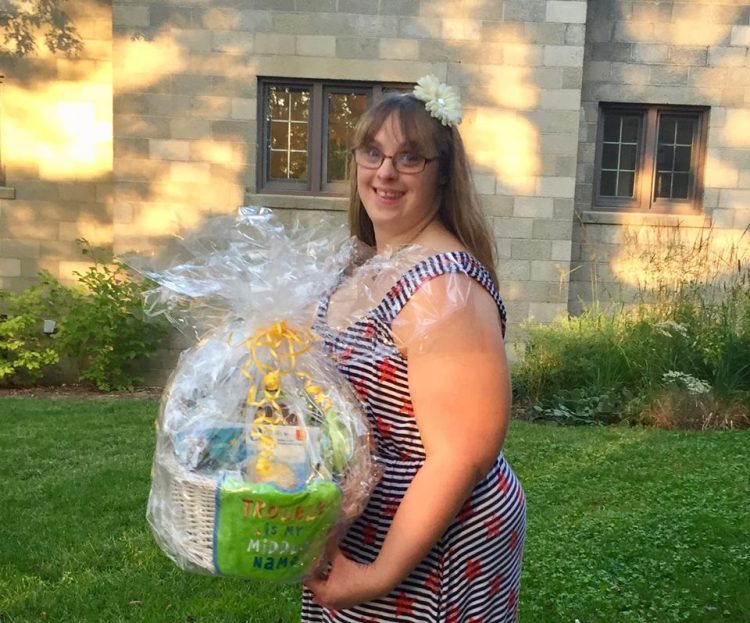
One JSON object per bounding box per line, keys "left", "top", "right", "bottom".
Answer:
{"left": 4, "top": 0, "right": 746, "bottom": 338}
{"left": 571, "top": 0, "right": 750, "bottom": 312}
{"left": 111, "top": 0, "right": 589, "bottom": 335}
{"left": 0, "top": 0, "right": 113, "bottom": 291}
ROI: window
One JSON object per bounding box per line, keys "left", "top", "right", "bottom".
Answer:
{"left": 594, "top": 104, "right": 708, "bottom": 214}
{"left": 258, "top": 78, "right": 409, "bottom": 195}
{"left": 0, "top": 72, "right": 12, "bottom": 199}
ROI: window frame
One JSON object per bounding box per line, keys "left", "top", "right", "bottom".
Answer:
{"left": 0, "top": 72, "right": 13, "bottom": 199}
{"left": 593, "top": 103, "right": 709, "bottom": 215}
{"left": 257, "top": 77, "right": 410, "bottom": 196}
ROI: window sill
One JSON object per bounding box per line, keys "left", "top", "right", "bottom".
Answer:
{"left": 0, "top": 186, "right": 15, "bottom": 200}
{"left": 245, "top": 193, "right": 348, "bottom": 212}
{"left": 581, "top": 210, "right": 710, "bottom": 228}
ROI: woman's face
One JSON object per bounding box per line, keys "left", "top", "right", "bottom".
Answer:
{"left": 356, "top": 113, "right": 441, "bottom": 246}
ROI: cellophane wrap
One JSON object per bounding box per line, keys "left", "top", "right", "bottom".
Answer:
{"left": 137, "top": 206, "right": 380, "bottom": 583}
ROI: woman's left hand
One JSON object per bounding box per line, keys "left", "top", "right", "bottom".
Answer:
{"left": 303, "top": 548, "right": 389, "bottom": 611}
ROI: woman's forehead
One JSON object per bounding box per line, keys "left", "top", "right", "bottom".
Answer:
{"left": 371, "top": 114, "right": 406, "bottom": 144}
{"left": 369, "top": 112, "right": 433, "bottom": 150}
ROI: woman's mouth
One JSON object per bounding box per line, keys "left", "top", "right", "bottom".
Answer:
{"left": 374, "top": 188, "right": 405, "bottom": 200}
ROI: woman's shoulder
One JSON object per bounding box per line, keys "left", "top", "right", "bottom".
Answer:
{"left": 392, "top": 266, "right": 503, "bottom": 352}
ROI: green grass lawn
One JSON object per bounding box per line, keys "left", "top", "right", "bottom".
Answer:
{"left": 1, "top": 398, "right": 747, "bottom": 622}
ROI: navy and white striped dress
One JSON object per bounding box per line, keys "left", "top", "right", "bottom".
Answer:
{"left": 303, "top": 251, "right": 526, "bottom": 623}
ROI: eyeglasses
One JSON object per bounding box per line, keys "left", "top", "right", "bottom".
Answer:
{"left": 353, "top": 147, "right": 436, "bottom": 174}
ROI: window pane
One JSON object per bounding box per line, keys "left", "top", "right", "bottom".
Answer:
{"left": 290, "top": 122, "right": 308, "bottom": 150}
{"left": 265, "top": 85, "right": 310, "bottom": 182}
{"left": 289, "top": 152, "right": 308, "bottom": 179}
{"left": 674, "top": 146, "right": 691, "bottom": 172}
{"left": 603, "top": 114, "right": 621, "bottom": 142}
{"left": 620, "top": 144, "right": 637, "bottom": 170}
{"left": 658, "top": 117, "right": 676, "bottom": 143}
{"left": 268, "top": 90, "right": 288, "bottom": 119}
{"left": 290, "top": 91, "right": 309, "bottom": 121}
{"left": 617, "top": 172, "right": 635, "bottom": 197}
{"left": 657, "top": 145, "right": 674, "bottom": 171}
{"left": 672, "top": 173, "right": 690, "bottom": 198}
{"left": 601, "top": 143, "right": 619, "bottom": 169}
{"left": 326, "top": 91, "right": 369, "bottom": 182}
{"left": 269, "top": 151, "right": 288, "bottom": 179}
{"left": 270, "top": 121, "right": 289, "bottom": 149}
{"left": 599, "top": 110, "right": 643, "bottom": 201}
{"left": 621, "top": 116, "right": 641, "bottom": 142}
{"left": 655, "top": 114, "right": 698, "bottom": 200}
{"left": 675, "top": 118, "right": 695, "bottom": 144}
{"left": 655, "top": 172, "right": 672, "bottom": 199}
{"left": 600, "top": 170, "right": 617, "bottom": 196}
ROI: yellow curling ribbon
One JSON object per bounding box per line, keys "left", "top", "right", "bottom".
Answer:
{"left": 239, "top": 321, "right": 334, "bottom": 476}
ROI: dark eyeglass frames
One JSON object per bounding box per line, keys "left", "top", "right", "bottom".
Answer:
{"left": 353, "top": 147, "right": 436, "bottom": 174}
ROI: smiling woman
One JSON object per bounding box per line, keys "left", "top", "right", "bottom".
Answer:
{"left": 301, "top": 77, "right": 526, "bottom": 623}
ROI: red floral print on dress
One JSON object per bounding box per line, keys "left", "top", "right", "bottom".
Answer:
{"left": 484, "top": 514, "right": 502, "bottom": 538}
{"left": 352, "top": 377, "right": 369, "bottom": 399}
{"left": 489, "top": 572, "right": 505, "bottom": 596}
{"left": 377, "top": 358, "right": 397, "bottom": 383}
{"left": 383, "top": 497, "right": 400, "bottom": 518}
{"left": 376, "top": 416, "right": 392, "bottom": 438}
{"left": 399, "top": 398, "right": 414, "bottom": 416}
{"left": 458, "top": 499, "right": 475, "bottom": 523}
{"left": 424, "top": 568, "right": 441, "bottom": 594}
{"left": 497, "top": 470, "right": 511, "bottom": 495}
{"left": 465, "top": 559, "right": 482, "bottom": 582}
{"left": 361, "top": 522, "right": 376, "bottom": 546}
{"left": 508, "top": 529, "right": 521, "bottom": 553}
{"left": 394, "top": 592, "right": 415, "bottom": 616}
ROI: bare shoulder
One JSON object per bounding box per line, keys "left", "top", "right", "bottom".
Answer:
{"left": 393, "top": 271, "right": 503, "bottom": 353}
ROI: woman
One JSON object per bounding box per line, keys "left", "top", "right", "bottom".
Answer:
{"left": 303, "top": 76, "right": 525, "bottom": 622}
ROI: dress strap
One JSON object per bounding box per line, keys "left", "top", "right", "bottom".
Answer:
{"left": 370, "top": 251, "right": 507, "bottom": 337}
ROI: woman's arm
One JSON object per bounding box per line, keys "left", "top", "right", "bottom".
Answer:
{"left": 305, "top": 277, "right": 511, "bottom": 609}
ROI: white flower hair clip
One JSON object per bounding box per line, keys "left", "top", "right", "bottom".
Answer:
{"left": 412, "top": 74, "right": 463, "bottom": 128}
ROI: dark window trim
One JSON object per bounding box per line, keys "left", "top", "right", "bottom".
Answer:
{"left": 593, "top": 102, "right": 709, "bottom": 215}
{"left": 0, "top": 72, "right": 5, "bottom": 188}
{"left": 257, "top": 77, "right": 410, "bottom": 196}
{"left": 0, "top": 72, "right": 13, "bottom": 198}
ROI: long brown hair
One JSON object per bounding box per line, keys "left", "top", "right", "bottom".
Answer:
{"left": 348, "top": 93, "right": 499, "bottom": 290}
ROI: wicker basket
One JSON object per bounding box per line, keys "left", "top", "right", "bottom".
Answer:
{"left": 157, "top": 452, "right": 218, "bottom": 574}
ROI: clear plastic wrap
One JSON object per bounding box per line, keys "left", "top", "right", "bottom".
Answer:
{"left": 135, "top": 206, "right": 380, "bottom": 583}
{"left": 321, "top": 244, "right": 482, "bottom": 351}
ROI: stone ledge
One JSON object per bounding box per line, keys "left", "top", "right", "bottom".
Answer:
{"left": 245, "top": 193, "right": 348, "bottom": 212}
{"left": 580, "top": 210, "right": 710, "bottom": 228}
{"left": 0, "top": 186, "right": 16, "bottom": 200}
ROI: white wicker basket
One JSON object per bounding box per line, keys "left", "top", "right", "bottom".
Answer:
{"left": 158, "top": 452, "right": 218, "bottom": 574}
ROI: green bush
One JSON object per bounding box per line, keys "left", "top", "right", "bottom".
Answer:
{"left": 55, "top": 243, "right": 169, "bottom": 391}
{"left": 0, "top": 271, "right": 74, "bottom": 384}
{"left": 513, "top": 234, "right": 750, "bottom": 428}
{"left": 0, "top": 243, "right": 169, "bottom": 391}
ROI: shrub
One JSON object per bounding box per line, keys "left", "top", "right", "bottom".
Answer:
{"left": 0, "top": 271, "right": 74, "bottom": 385}
{"left": 55, "top": 242, "right": 169, "bottom": 391}
{"left": 512, "top": 225, "right": 750, "bottom": 428}
{"left": 0, "top": 242, "right": 169, "bottom": 391}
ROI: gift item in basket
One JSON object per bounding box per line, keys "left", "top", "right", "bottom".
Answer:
{"left": 139, "top": 209, "right": 379, "bottom": 583}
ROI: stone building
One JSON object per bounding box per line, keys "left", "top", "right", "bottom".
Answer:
{"left": 1, "top": 0, "right": 748, "bottom": 343}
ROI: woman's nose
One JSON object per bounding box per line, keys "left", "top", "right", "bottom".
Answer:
{"left": 376, "top": 155, "right": 398, "bottom": 179}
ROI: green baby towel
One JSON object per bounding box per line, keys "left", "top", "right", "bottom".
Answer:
{"left": 214, "top": 476, "right": 342, "bottom": 581}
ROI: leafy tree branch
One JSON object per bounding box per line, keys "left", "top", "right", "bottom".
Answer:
{"left": 0, "top": 0, "right": 82, "bottom": 57}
